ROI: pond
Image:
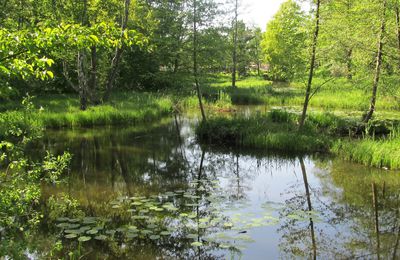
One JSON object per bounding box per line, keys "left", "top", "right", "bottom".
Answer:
{"left": 25, "top": 113, "right": 400, "bottom": 259}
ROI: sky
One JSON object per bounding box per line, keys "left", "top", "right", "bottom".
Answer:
{"left": 240, "top": 0, "right": 286, "bottom": 29}
{"left": 240, "top": 0, "right": 309, "bottom": 30}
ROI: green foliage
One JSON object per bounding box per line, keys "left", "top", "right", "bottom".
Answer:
{"left": 0, "top": 98, "right": 71, "bottom": 239}
{"left": 261, "top": 0, "right": 308, "bottom": 81}
{"left": 47, "top": 194, "right": 85, "bottom": 222}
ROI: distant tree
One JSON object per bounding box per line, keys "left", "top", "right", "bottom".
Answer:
{"left": 261, "top": 0, "right": 308, "bottom": 82}
{"left": 248, "top": 27, "right": 263, "bottom": 76}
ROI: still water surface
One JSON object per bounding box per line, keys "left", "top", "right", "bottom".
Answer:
{"left": 30, "top": 114, "right": 400, "bottom": 259}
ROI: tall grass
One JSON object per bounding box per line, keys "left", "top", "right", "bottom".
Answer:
{"left": 196, "top": 110, "right": 332, "bottom": 154}
{"left": 1, "top": 92, "right": 174, "bottom": 129}
{"left": 202, "top": 75, "right": 400, "bottom": 111}
{"left": 196, "top": 109, "right": 400, "bottom": 168}
{"left": 332, "top": 131, "right": 400, "bottom": 169}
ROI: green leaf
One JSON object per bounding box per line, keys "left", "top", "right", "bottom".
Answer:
{"left": 191, "top": 241, "right": 203, "bottom": 247}
{"left": 89, "top": 35, "right": 99, "bottom": 43}
{"left": 94, "top": 235, "right": 108, "bottom": 241}
{"left": 46, "top": 71, "right": 54, "bottom": 78}
{"left": 65, "top": 233, "right": 78, "bottom": 239}
{"left": 149, "top": 235, "right": 160, "bottom": 240}
{"left": 78, "top": 236, "right": 91, "bottom": 242}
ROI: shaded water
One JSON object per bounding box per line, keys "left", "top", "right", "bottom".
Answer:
{"left": 26, "top": 114, "right": 400, "bottom": 259}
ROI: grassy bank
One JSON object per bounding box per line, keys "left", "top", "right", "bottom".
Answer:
{"left": 196, "top": 110, "right": 334, "bottom": 153}
{"left": 332, "top": 135, "right": 400, "bottom": 169}
{"left": 196, "top": 110, "right": 400, "bottom": 169}
{"left": 202, "top": 75, "right": 400, "bottom": 112}
{"left": 0, "top": 92, "right": 174, "bottom": 129}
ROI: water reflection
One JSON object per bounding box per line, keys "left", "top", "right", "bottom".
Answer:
{"left": 23, "top": 115, "right": 400, "bottom": 259}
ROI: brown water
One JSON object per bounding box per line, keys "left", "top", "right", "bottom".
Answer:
{"left": 24, "top": 114, "right": 400, "bottom": 259}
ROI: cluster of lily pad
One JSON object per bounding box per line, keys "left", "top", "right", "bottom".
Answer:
{"left": 55, "top": 178, "right": 322, "bottom": 253}
{"left": 56, "top": 217, "right": 108, "bottom": 242}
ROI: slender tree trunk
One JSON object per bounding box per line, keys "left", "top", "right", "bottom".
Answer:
{"left": 231, "top": 0, "right": 238, "bottom": 88}
{"left": 77, "top": 51, "right": 88, "bottom": 110}
{"left": 193, "top": 0, "right": 206, "bottom": 122}
{"left": 103, "top": 0, "right": 131, "bottom": 101}
{"left": 299, "top": 0, "right": 321, "bottom": 129}
{"left": 76, "top": 0, "right": 89, "bottom": 110}
{"left": 396, "top": 3, "right": 400, "bottom": 70}
{"left": 299, "top": 158, "right": 317, "bottom": 260}
{"left": 88, "top": 45, "right": 98, "bottom": 104}
{"left": 364, "top": 0, "right": 387, "bottom": 123}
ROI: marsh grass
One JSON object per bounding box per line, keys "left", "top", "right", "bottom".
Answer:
{"left": 196, "top": 110, "right": 334, "bottom": 154}
{"left": 332, "top": 130, "right": 400, "bottom": 169}
{"left": 196, "top": 109, "right": 400, "bottom": 168}
{"left": 1, "top": 92, "right": 174, "bottom": 129}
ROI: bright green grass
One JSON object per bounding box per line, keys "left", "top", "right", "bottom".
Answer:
{"left": 196, "top": 109, "right": 400, "bottom": 169}
{"left": 1, "top": 92, "right": 174, "bottom": 129}
{"left": 196, "top": 110, "right": 333, "bottom": 154}
{"left": 203, "top": 75, "right": 400, "bottom": 111}
{"left": 332, "top": 134, "right": 400, "bottom": 169}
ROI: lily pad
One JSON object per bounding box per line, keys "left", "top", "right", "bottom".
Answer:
{"left": 94, "top": 235, "right": 108, "bottom": 241}
{"left": 191, "top": 241, "right": 203, "bottom": 247}
{"left": 149, "top": 235, "right": 161, "bottom": 240}
{"left": 78, "top": 236, "right": 91, "bottom": 242}
{"left": 65, "top": 233, "right": 78, "bottom": 239}
{"left": 64, "top": 229, "right": 81, "bottom": 234}
{"left": 56, "top": 217, "right": 70, "bottom": 222}
{"left": 126, "top": 233, "right": 138, "bottom": 238}
{"left": 86, "top": 229, "right": 98, "bottom": 235}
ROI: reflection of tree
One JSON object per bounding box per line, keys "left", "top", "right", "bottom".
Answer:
{"left": 314, "top": 159, "right": 400, "bottom": 259}
{"left": 278, "top": 157, "right": 320, "bottom": 259}
{"left": 40, "top": 120, "right": 192, "bottom": 202}
{"left": 299, "top": 157, "right": 317, "bottom": 260}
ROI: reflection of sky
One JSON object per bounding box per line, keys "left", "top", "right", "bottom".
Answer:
{"left": 213, "top": 156, "right": 320, "bottom": 259}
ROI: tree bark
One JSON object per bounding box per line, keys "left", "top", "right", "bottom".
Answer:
{"left": 88, "top": 45, "right": 98, "bottom": 104}
{"left": 77, "top": 51, "right": 88, "bottom": 111}
{"left": 193, "top": 0, "right": 207, "bottom": 122}
{"left": 396, "top": 2, "right": 400, "bottom": 70}
{"left": 103, "top": 0, "right": 131, "bottom": 101}
{"left": 363, "top": 0, "right": 387, "bottom": 123}
{"left": 299, "top": 0, "right": 321, "bottom": 129}
{"left": 231, "top": 0, "right": 238, "bottom": 88}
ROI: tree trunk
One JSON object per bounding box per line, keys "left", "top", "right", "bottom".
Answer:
{"left": 103, "top": 0, "right": 131, "bottom": 101}
{"left": 77, "top": 51, "right": 88, "bottom": 111}
{"left": 363, "top": 0, "right": 387, "bottom": 123}
{"left": 88, "top": 45, "right": 98, "bottom": 104}
{"left": 396, "top": 3, "right": 400, "bottom": 70}
{"left": 193, "top": 0, "right": 207, "bottom": 122}
{"left": 231, "top": 0, "right": 238, "bottom": 88}
{"left": 299, "top": 0, "right": 321, "bottom": 129}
